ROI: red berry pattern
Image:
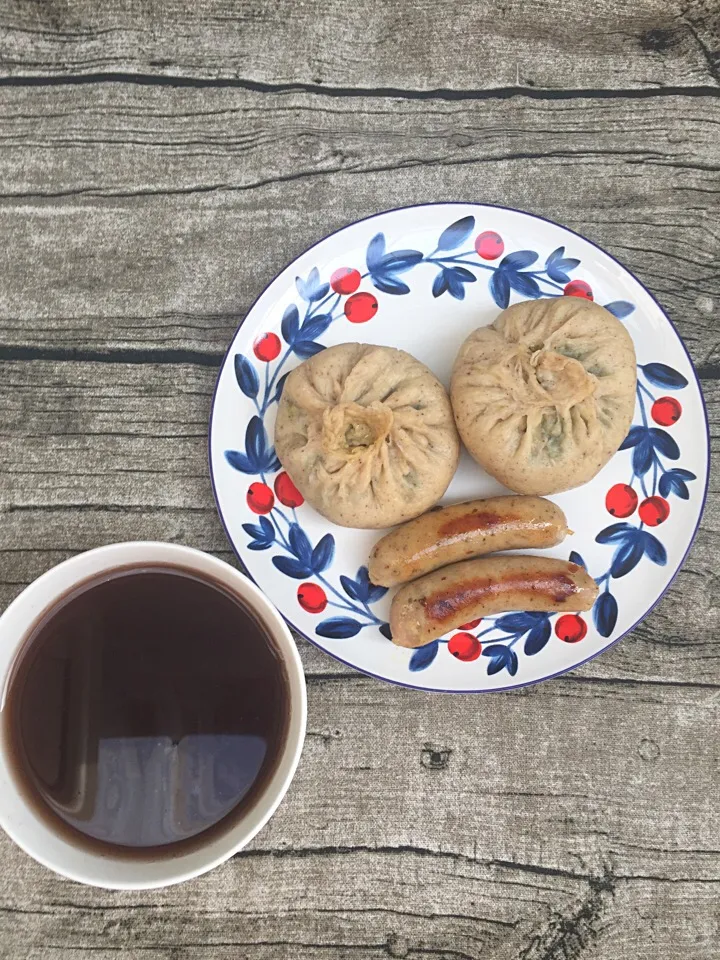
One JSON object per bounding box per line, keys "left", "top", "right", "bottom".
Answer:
{"left": 564, "top": 279, "right": 593, "bottom": 300}
{"left": 448, "top": 632, "right": 482, "bottom": 662}
{"left": 331, "top": 267, "right": 361, "bottom": 295}
{"left": 651, "top": 396, "right": 682, "bottom": 426}
{"left": 555, "top": 615, "right": 587, "bottom": 644}
{"left": 474, "top": 231, "right": 504, "bottom": 260}
{"left": 639, "top": 496, "right": 670, "bottom": 526}
{"left": 605, "top": 483, "right": 638, "bottom": 518}
{"left": 297, "top": 582, "right": 327, "bottom": 614}
{"left": 231, "top": 228, "right": 697, "bottom": 685}
{"left": 274, "top": 472, "right": 304, "bottom": 508}
{"left": 253, "top": 332, "right": 281, "bottom": 362}
{"left": 344, "top": 291, "right": 378, "bottom": 323}
{"left": 247, "top": 482, "right": 274, "bottom": 514}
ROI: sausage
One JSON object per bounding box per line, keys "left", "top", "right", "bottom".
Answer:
{"left": 369, "top": 496, "right": 570, "bottom": 587}
{"left": 389, "top": 556, "right": 597, "bottom": 648}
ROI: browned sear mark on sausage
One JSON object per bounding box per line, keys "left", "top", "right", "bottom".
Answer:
{"left": 421, "top": 572, "right": 579, "bottom": 623}
{"left": 437, "top": 511, "right": 514, "bottom": 537}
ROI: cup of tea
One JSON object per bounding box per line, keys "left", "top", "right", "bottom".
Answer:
{"left": 0, "top": 542, "right": 306, "bottom": 889}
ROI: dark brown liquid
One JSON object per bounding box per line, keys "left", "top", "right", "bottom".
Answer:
{"left": 2, "top": 565, "right": 289, "bottom": 857}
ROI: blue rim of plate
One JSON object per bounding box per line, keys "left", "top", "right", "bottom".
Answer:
{"left": 208, "top": 202, "right": 710, "bottom": 693}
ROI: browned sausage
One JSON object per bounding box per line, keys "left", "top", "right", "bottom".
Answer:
{"left": 369, "top": 496, "right": 570, "bottom": 587}
{"left": 390, "top": 556, "right": 597, "bottom": 648}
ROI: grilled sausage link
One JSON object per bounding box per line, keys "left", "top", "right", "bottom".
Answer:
{"left": 390, "top": 555, "right": 597, "bottom": 648}
{"left": 369, "top": 496, "right": 570, "bottom": 587}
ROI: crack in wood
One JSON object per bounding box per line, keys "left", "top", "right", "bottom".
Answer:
{"left": 683, "top": 9, "right": 720, "bottom": 86}
{"left": 0, "top": 72, "right": 717, "bottom": 102}
{"left": 0, "top": 348, "right": 717, "bottom": 381}
{"left": 0, "top": 344, "right": 224, "bottom": 366}
{"left": 232, "top": 842, "right": 594, "bottom": 880}
{"left": 519, "top": 867, "right": 616, "bottom": 960}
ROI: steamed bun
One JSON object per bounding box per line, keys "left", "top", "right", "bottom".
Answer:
{"left": 451, "top": 297, "right": 636, "bottom": 495}
{"left": 275, "top": 343, "right": 459, "bottom": 528}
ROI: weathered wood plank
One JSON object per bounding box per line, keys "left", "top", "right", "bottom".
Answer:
{"left": 0, "top": 6, "right": 718, "bottom": 957}
{"left": 0, "top": 86, "right": 716, "bottom": 365}
{"left": 0, "top": 360, "right": 717, "bottom": 690}
{"left": 3, "top": 853, "right": 717, "bottom": 960}
{"left": 0, "top": 672, "right": 718, "bottom": 958}
{"left": 0, "top": 0, "right": 717, "bottom": 91}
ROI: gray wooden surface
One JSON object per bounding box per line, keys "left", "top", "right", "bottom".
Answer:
{"left": 0, "top": 1, "right": 719, "bottom": 957}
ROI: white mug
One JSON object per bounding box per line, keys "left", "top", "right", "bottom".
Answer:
{"left": 0, "top": 542, "right": 306, "bottom": 889}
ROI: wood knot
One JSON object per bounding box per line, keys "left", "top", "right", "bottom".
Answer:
{"left": 386, "top": 933, "right": 409, "bottom": 957}
{"left": 638, "top": 737, "right": 660, "bottom": 761}
{"left": 639, "top": 28, "right": 678, "bottom": 53}
{"left": 421, "top": 743, "right": 452, "bottom": 770}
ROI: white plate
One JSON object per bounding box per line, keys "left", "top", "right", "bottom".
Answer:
{"left": 209, "top": 204, "right": 709, "bottom": 692}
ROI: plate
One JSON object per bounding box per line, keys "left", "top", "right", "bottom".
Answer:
{"left": 209, "top": 204, "right": 709, "bottom": 692}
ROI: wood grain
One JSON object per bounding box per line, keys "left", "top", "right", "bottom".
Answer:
{"left": 0, "top": 0, "right": 719, "bottom": 956}
{"left": 0, "top": 359, "right": 718, "bottom": 688}
{"left": 0, "top": 674, "right": 719, "bottom": 959}
{"left": 0, "top": 0, "right": 718, "bottom": 92}
{"left": 0, "top": 86, "right": 716, "bottom": 365}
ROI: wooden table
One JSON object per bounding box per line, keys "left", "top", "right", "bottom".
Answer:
{"left": 0, "top": 2, "right": 718, "bottom": 957}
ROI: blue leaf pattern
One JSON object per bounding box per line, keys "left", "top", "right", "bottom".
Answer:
{"left": 293, "top": 340, "right": 326, "bottom": 358}
{"left": 382, "top": 251, "right": 424, "bottom": 270}
{"left": 545, "top": 248, "right": 581, "bottom": 284}
{"left": 274, "top": 372, "right": 290, "bottom": 401}
{"left": 242, "top": 516, "right": 275, "bottom": 551}
{"left": 272, "top": 556, "right": 312, "bottom": 579}
{"left": 281, "top": 304, "right": 300, "bottom": 344}
{"left": 365, "top": 233, "right": 386, "bottom": 269}
{"left": 632, "top": 435, "right": 653, "bottom": 476}
{"left": 545, "top": 247, "right": 581, "bottom": 285}
{"left": 246, "top": 416, "right": 266, "bottom": 465}
{"left": 246, "top": 539, "right": 273, "bottom": 552}
{"left": 316, "top": 617, "right": 362, "bottom": 639}
{"left": 223, "top": 213, "right": 697, "bottom": 682}
{"left": 234, "top": 354, "right": 259, "bottom": 399}
{"left": 366, "top": 234, "right": 423, "bottom": 297}
{"left": 311, "top": 534, "right": 335, "bottom": 573}
{"left": 432, "top": 271, "right": 448, "bottom": 298}
{"left": 490, "top": 270, "right": 510, "bottom": 308}
{"left": 611, "top": 537, "right": 645, "bottom": 578}
{"left": 436, "top": 216, "right": 475, "bottom": 251}
{"left": 594, "top": 592, "right": 618, "bottom": 638}
{"left": 358, "top": 566, "right": 387, "bottom": 602}
{"left": 596, "top": 522, "right": 636, "bottom": 544}
{"left": 224, "top": 450, "right": 253, "bottom": 474}
{"left": 340, "top": 575, "right": 362, "bottom": 602}
{"left": 296, "top": 267, "right": 329, "bottom": 303}
{"left": 288, "top": 523, "right": 312, "bottom": 565}
{"left": 494, "top": 612, "right": 547, "bottom": 633}
{"left": 340, "top": 567, "right": 387, "bottom": 604}
{"left": 642, "top": 532, "right": 667, "bottom": 566}
{"left": 409, "top": 641, "right": 439, "bottom": 671}
{"left": 524, "top": 619, "right": 551, "bottom": 655}
{"left": 483, "top": 644, "right": 514, "bottom": 676}
{"left": 659, "top": 468, "right": 696, "bottom": 500}
{"left": 620, "top": 425, "right": 646, "bottom": 449}
{"left": 500, "top": 251, "right": 538, "bottom": 270}
{"left": 641, "top": 363, "right": 688, "bottom": 390}
{"left": 649, "top": 428, "right": 679, "bottom": 460}
{"left": 604, "top": 301, "right": 635, "bottom": 319}
{"left": 373, "top": 274, "right": 410, "bottom": 296}
{"left": 300, "top": 313, "right": 333, "bottom": 341}
{"left": 507, "top": 271, "right": 541, "bottom": 299}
